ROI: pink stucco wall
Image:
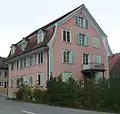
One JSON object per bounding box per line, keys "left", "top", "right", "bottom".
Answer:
{"left": 9, "top": 50, "right": 48, "bottom": 87}
{"left": 52, "top": 10, "right": 108, "bottom": 79}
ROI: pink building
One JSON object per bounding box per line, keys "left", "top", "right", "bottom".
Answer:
{"left": 6, "top": 4, "right": 112, "bottom": 98}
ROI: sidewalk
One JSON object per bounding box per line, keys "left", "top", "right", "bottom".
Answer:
{"left": 0, "top": 87, "right": 7, "bottom": 96}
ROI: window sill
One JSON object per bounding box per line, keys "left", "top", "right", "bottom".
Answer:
{"left": 62, "top": 41, "right": 71, "bottom": 44}
{"left": 76, "top": 44, "right": 89, "bottom": 47}
{"left": 76, "top": 25, "right": 88, "bottom": 29}
{"left": 62, "top": 63, "right": 76, "bottom": 65}
{"left": 93, "top": 47, "right": 100, "bottom": 49}
{"left": 16, "top": 64, "right": 36, "bottom": 70}
{"left": 37, "top": 63, "right": 44, "bottom": 65}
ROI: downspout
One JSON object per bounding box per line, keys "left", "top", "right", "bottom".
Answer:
{"left": 47, "top": 48, "right": 49, "bottom": 80}
{"left": 47, "top": 23, "right": 58, "bottom": 79}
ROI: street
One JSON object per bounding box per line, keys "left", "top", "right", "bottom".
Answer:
{"left": 0, "top": 96, "right": 114, "bottom": 114}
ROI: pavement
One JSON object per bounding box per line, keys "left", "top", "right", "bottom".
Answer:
{"left": 0, "top": 96, "right": 114, "bottom": 114}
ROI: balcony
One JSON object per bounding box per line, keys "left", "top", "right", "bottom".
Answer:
{"left": 81, "top": 63, "right": 105, "bottom": 73}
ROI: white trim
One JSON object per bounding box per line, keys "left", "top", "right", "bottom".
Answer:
{"left": 62, "top": 29, "right": 71, "bottom": 43}
{"left": 47, "top": 24, "right": 58, "bottom": 79}
{"left": 28, "top": 75, "right": 34, "bottom": 86}
{"left": 37, "top": 72, "right": 44, "bottom": 87}
{"left": 37, "top": 51, "right": 44, "bottom": 64}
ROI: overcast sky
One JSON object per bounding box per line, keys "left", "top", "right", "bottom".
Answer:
{"left": 0, "top": 0, "right": 119, "bottom": 57}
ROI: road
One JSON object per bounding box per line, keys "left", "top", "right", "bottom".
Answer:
{"left": 0, "top": 96, "right": 114, "bottom": 114}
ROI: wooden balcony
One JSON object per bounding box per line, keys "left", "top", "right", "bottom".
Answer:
{"left": 81, "top": 63, "right": 105, "bottom": 73}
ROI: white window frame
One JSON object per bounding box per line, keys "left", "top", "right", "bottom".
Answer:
{"left": 76, "top": 33, "right": 89, "bottom": 46}
{"left": 37, "top": 72, "right": 44, "bottom": 87}
{"left": 28, "top": 75, "right": 34, "bottom": 86}
{"left": 37, "top": 52, "right": 44, "bottom": 64}
{"left": 11, "top": 62, "right": 14, "bottom": 71}
{"left": 94, "top": 55, "right": 101, "bottom": 64}
{"left": 82, "top": 53, "right": 89, "bottom": 65}
{"left": 37, "top": 30, "right": 44, "bottom": 44}
{"left": 76, "top": 16, "right": 88, "bottom": 28}
{"left": 62, "top": 72, "right": 72, "bottom": 82}
{"left": 21, "top": 39, "right": 28, "bottom": 51}
{"left": 62, "top": 29, "right": 71, "bottom": 43}
{"left": 92, "top": 37, "right": 100, "bottom": 48}
{"left": 62, "top": 50, "right": 72, "bottom": 64}
{"left": 16, "top": 77, "right": 22, "bottom": 87}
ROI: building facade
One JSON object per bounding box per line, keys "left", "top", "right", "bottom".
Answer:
{"left": 109, "top": 53, "right": 120, "bottom": 78}
{"left": 0, "top": 57, "right": 8, "bottom": 88}
{"left": 6, "top": 4, "right": 112, "bottom": 98}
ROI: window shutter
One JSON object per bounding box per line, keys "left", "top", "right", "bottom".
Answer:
{"left": 75, "top": 16, "right": 78, "bottom": 26}
{"left": 71, "top": 51, "right": 75, "bottom": 64}
{"left": 62, "top": 50, "right": 64, "bottom": 63}
{"left": 84, "top": 35, "right": 89, "bottom": 46}
{"left": 85, "top": 19, "right": 88, "bottom": 28}
{"left": 98, "top": 56, "right": 101, "bottom": 63}
{"left": 40, "top": 73, "right": 44, "bottom": 86}
{"left": 27, "top": 57, "right": 30, "bottom": 67}
{"left": 83, "top": 19, "right": 86, "bottom": 28}
{"left": 76, "top": 33, "right": 79, "bottom": 44}
{"left": 92, "top": 37, "right": 96, "bottom": 47}
{"left": 9, "top": 63, "right": 11, "bottom": 72}
{"left": 94, "top": 55, "right": 97, "bottom": 63}
{"left": 32, "top": 54, "right": 35, "bottom": 65}
{"left": 97, "top": 38, "right": 100, "bottom": 48}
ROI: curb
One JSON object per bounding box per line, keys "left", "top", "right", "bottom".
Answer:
{"left": 0, "top": 94, "right": 7, "bottom": 97}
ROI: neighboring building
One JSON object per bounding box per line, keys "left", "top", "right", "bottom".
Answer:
{"left": 109, "top": 53, "right": 120, "bottom": 78}
{"left": 5, "top": 4, "right": 112, "bottom": 98}
{"left": 0, "top": 57, "right": 8, "bottom": 88}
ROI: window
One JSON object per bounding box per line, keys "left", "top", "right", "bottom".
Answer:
{"left": 21, "top": 39, "right": 27, "bottom": 51}
{"left": 16, "top": 60, "right": 19, "bottom": 69}
{"left": 20, "top": 59, "right": 23, "bottom": 69}
{"left": 11, "top": 45, "right": 16, "bottom": 55}
{"left": 17, "top": 77, "right": 22, "bottom": 87}
{"left": 62, "top": 50, "right": 74, "bottom": 64}
{"left": 22, "top": 76, "right": 27, "bottom": 84}
{"left": 75, "top": 16, "right": 88, "bottom": 28}
{"left": 37, "top": 73, "right": 44, "bottom": 86}
{"left": 94, "top": 55, "right": 101, "bottom": 64}
{"left": 30, "top": 55, "right": 33, "bottom": 66}
{"left": 5, "top": 71, "right": 8, "bottom": 77}
{"left": 83, "top": 54, "right": 89, "bottom": 65}
{"left": 37, "top": 52, "right": 44, "bottom": 64}
{"left": 62, "top": 29, "right": 71, "bottom": 43}
{"left": 1, "top": 82, "right": 4, "bottom": 87}
{"left": 76, "top": 33, "right": 89, "bottom": 46}
{"left": 92, "top": 37, "right": 100, "bottom": 48}
{"left": 23, "top": 58, "right": 26, "bottom": 68}
{"left": 62, "top": 72, "right": 72, "bottom": 82}
{"left": 37, "top": 30, "right": 44, "bottom": 44}
{"left": 10, "top": 62, "right": 14, "bottom": 71}
{"left": 28, "top": 75, "right": 33, "bottom": 86}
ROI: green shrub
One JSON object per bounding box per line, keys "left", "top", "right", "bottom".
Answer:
{"left": 16, "top": 84, "right": 32, "bottom": 101}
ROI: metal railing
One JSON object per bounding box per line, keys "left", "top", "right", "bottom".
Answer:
{"left": 82, "top": 62, "right": 104, "bottom": 71}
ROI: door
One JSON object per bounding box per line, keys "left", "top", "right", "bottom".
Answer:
{"left": 82, "top": 53, "right": 90, "bottom": 70}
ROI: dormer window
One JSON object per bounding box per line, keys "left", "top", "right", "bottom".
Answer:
{"left": 37, "top": 29, "right": 44, "bottom": 44}
{"left": 21, "top": 38, "right": 27, "bottom": 51}
{"left": 11, "top": 44, "right": 16, "bottom": 55}
{"left": 75, "top": 16, "right": 88, "bottom": 28}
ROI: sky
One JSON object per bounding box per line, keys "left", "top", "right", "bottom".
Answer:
{"left": 0, "top": 0, "right": 119, "bottom": 57}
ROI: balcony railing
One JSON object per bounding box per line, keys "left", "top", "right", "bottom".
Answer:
{"left": 82, "top": 62, "right": 105, "bottom": 72}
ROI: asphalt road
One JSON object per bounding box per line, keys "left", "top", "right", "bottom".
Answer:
{"left": 0, "top": 96, "right": 114, "bottom": 114}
